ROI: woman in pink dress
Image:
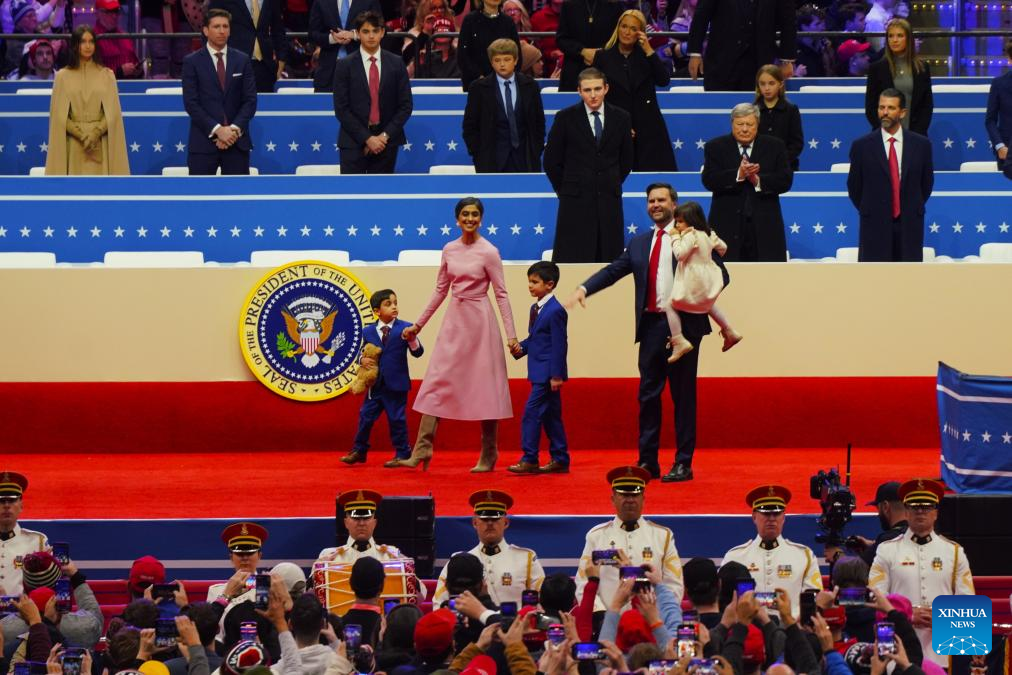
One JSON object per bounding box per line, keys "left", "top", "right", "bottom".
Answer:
{"left": 395, "top": 197, "right": 520, "bottom": 472}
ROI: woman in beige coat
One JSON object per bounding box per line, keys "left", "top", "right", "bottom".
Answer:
{"left": 45, "top": 24, "right": 130, "bottom": 175}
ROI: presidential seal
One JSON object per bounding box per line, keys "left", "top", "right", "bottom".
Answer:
{"left": 239, "top": 262, "right": 373, "bottom": 401}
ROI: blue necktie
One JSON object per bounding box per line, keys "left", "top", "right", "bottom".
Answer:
{"left": 504, "top": 80, "right": 519, "bottom": 149}
{"left": 338, "top": 0, "right": 349, "bottom": 55}
{"left": 592, "top": 110, "right": 602, "bottom": 145}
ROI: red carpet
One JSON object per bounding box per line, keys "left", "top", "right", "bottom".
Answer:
{"left": 8, "top": 446, "right": 939, "bottom": 519}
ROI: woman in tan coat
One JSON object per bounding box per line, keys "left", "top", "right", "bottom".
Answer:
{"left": 45, "top": 25, "right": 130, "bottom": 175}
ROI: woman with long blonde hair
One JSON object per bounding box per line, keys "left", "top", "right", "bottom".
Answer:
{"left": 592, "top": 9, "right": 677, "bottom": 170}
{"left": 864, "top": 17, "right": 933, "bottom": 134}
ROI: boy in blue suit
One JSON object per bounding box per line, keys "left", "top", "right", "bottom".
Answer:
{"left": 342, "top": 289, "right": 424, "bottom": 467}
{"left": 508, "top": 262, "right": 570, "bottom": 474}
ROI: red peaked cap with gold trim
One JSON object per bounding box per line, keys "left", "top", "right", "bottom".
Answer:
{"left": 607, "top": 466, "right": 651, "bottom": 494}
{"left": 468, "top": 489, "right": 514, "bottom": 519}
{"left": 745, "top": 484, "right": 792, "bottom": 513}
{"left": 338, "top": 489, "right": 383, "bottom": 518}
{"left": 0, "top": 471, "right": 28, "bottom": 498}
{"left": 898, "top": 478, "right": 945, "bottom": 507}
{"left": 221, "top": 522, "right": 269, "bottom": 553}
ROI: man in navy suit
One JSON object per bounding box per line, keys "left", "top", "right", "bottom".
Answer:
{"left": 508, "top": 261, "right": 569, "bottom": 475}
{"left": 181, "top": 9, "right": 258, "bottom": 175}
{"left": 308, "top": 0, "right": 382, "bottom": 92}
{"left": 566, "top": 183, "right": 716, "bottom": 483}
{"left": 985, "top": 38, "right": 1012, "bottom": 180}
{"left": 343, "top": 289, "right": 424, "bottom": 467}
{"left": 332, "top": 11, "right": 413, "bottom": 174}
{"left": 848, "top": 88, "right": 934, "bottom": 262}
{"left": 208, "top": 0, "right": 287, "bottom": 92}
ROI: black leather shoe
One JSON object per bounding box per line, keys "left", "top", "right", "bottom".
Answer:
{"left": 661, "top": 463, "right": 693, "bottom": 482}
{"left": 637, "top": 462, "right": 661, "bottom": 479}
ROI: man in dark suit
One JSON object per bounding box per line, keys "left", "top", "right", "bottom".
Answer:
{"left": 566, "top": 183, "right": 715, "bottom": 483}
{"left": 847, "top": 88, "right": 934, "bottom": 262}
{"left": 554, "top": 0, "right": 623, "bottom": 91}
{"left": 308, "top": 0, "right": 382, "bottom": 92}
{"left": 687, "top": 0, "right": 797, "bottom": 91}
{"left": 181, "top": 9, "right": 258, "bottom": 175}
{"left": 462, "top": 38, "right": 545, "bottom": 173}
{"left": 984, "top": 37, "right": 1012, "bottom": 179}
{"left": 509, "top": 261, "right": 569, "bottom": 475}
{"left": 208, "top": 0, "right": 287, "bottom": 92}
{"left": 702, "top": 103, "right": 793, "bottom": 261}
{"left": 333, "top": 11, "right": 413, "bottom": 174}
{"left": 544, "top": 67, "right": 633, "bottom": 263}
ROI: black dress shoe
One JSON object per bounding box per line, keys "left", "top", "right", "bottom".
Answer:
{"left": 637, "top": 462, "right": 661, "bottom": 479}
{"left": 661, "top": 463, "right": 693, "bottom": 482}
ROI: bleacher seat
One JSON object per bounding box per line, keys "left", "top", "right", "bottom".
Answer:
{"left": 830, "top": 163, "right": 851, "bottom": 173}
{"left": 397, "top": 249, "right": 443, "bottom": 265}
{"left": 249, "top": 249, "right": 351, "bottom": 266}
{"left": 798, "top": 85, "right": 864, "bottom": 93}
{"left": 103, "top": 251, "right": 206, "bottom": 267}
{"left": 276, "top": 87, "right": 313, "bottom": 94}
{"left": 429, "top": 165, "right": 476, "bottom": 175}
{"left": 146, "top": 87, "right": 183, "bottom": 95}
{"left": 836, "top": 247, "right": 937, "bottom": 262}
{"left": 29, "top": 166, "right": 46, "bottom": 176}
{"left": 540, "top": 86, "right": 559, "bottom": 93}
{"left": 541, "top": 249, "right": 553, "bottom": 261}
{"left": 933, "top": 84, "right": 991, "bottom": 93}
{"left": 960, "top": 161, "right": 998, "bottom": 172}
{"left": 16, "top": 88, "right": 51, "bottom": 95}
{"left": 667, "top": 86, "right": 705, "bottom": 93}
{"left": 0, "top": 252, "right": 57, "bottom": 267}
{"left": 979, "top": 243, "right": 1012, "bottom": 262}
{"left": 161, "top": 167, "right": 260, "bottom": 176}
{"left": 295, "top": 164, "right": 341, "bottom": 175}
{"left": 411, "top": 86, "right": 464, "bottom": 94}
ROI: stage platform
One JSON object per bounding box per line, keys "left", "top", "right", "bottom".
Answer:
{"left": 10, "top": 446, "right": 934, "bottom": 578}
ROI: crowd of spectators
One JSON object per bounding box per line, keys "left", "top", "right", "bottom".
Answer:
{"left": 0, "top": 470, "right": 981, "bottom": 675}
{"left": 2, "top": 0, "right": 924, "bottom": 82}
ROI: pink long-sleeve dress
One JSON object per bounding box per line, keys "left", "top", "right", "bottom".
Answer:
{"left": 412, "top": 236, "right": 518, "bottom": 420}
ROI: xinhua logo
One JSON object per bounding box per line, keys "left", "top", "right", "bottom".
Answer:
{"left": 932, "top": 595, "right": 992, "bottom": 656}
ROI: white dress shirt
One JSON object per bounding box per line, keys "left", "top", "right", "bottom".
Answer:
{"left": 881, "top": 126, "right": 904, "bottom": 178}
{"left": 648, "top": 224, "right": 675, "bottom": 311}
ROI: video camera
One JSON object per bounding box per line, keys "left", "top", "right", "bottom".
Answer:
{"left": 809, "top": 444, "right": 857, "bottom": 546}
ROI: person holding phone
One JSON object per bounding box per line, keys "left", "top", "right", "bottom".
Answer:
{"left": 592, "top": 9, "right": 678, "bottom": 171}
{"left": 206, "top": 521, "right": 270, "bottom": 645}
{"left": 721, "top": 485, "right": 822, "bottom": 616}
{"left": 432, "top": 490, "right": 545, "bottom": 607}
{"left": 869, "top": 478, "right": 974, "bottom": 669}
{"left": 0, "top": 471, "right": 50, "bottom": 596}
{"left": 575, "top": 467, "right": 684, "bottom": 613}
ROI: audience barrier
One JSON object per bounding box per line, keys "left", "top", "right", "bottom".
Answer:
{"left": 1, "top": 173, "right": 1009, "bottom": 261}
{"left": 0, "top": 90, "right": 999, "bottom": 175}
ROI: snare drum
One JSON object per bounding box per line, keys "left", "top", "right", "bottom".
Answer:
{"left": 312, "top": 558, "right": 418, "bottom": 615}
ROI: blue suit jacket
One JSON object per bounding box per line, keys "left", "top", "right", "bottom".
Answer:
{"left": 363, "top": 318, "right": 423, "bottom": 392}
{"left": 181, "top": 47, "right": 257, "bottom": 154}
{"left": 582, "top": 229, "right": 720, "bottom": 343}
{"left": 519, "top": 296, "right": 568, "bottom": 383}
{"left": 985, "top": 71, "right": 1012, "bottom": 178}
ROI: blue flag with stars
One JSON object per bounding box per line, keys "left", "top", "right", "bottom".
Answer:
{"left": 937, "top": 362, "right": 1012, "bottom": 494}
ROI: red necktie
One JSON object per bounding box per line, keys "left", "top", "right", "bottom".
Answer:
{"left": 380, "top": 325, "right": 390, "bottom": 345}
{"left": 645, "top": 228, "right": 664, "bottom": 313}
{"left": 215, "top": 51, "right": 225, "bottom": 90}
{"left": 368, "top": 56, "right": 380, "bottom": 126}
{"left": 888, "top": 137, "right": 900, "bottom": 219}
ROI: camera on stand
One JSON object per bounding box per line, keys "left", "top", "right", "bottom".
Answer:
{"left": 809, "top": 444, "right": 857, "bottom": 548}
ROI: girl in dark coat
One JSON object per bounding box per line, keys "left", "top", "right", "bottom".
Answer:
{"left": 864, "top": 17, "right": 933, "bottom": 135}
{"left": 593, "top": 9, "right": 677, "bottom": 171}
{"left": 754, "top": 64, "right": 803, "bottom": 171}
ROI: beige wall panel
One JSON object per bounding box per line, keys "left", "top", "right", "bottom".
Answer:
{"left": 1, "top": 262, "right": 1010, "bottom": 381}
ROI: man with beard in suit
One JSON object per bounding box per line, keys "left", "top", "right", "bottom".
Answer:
{"left": 702, "top": 102, "right": 792, "bottom": 261}
{"left": 544, "top": 67, "right": 633, "bottom": 263}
